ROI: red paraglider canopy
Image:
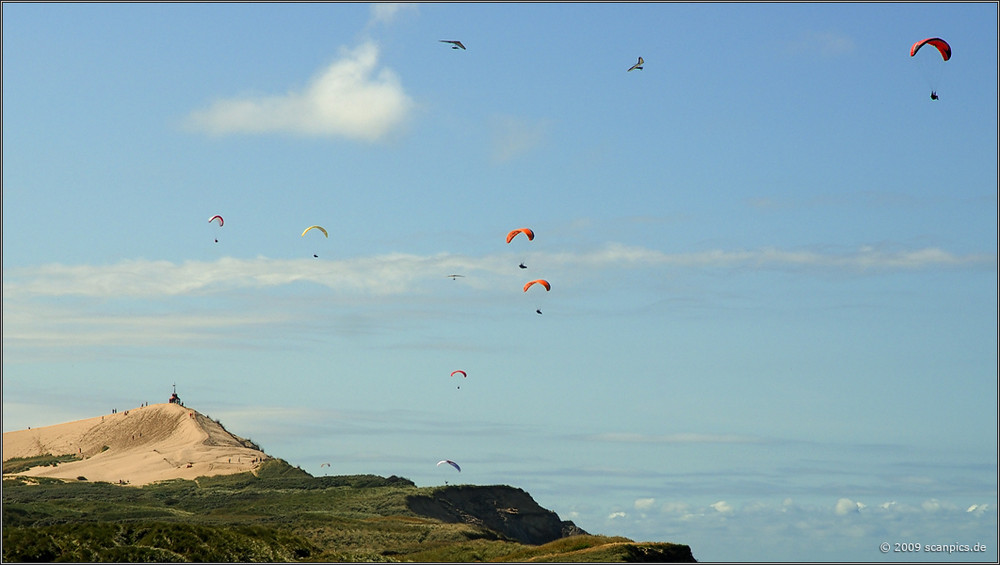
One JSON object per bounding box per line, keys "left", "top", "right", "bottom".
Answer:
{"left": 910, "top": 37, "right": 951, "bottom": 61}
{"left": 523, "top": 279, "right": 551, "bottom": 292}
{"left": 506, "top": 228, "right": 535, "bottom": 244}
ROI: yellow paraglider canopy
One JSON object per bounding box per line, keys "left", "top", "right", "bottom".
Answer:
{"left": 301, "top": 225, "right": 329, "bottom": 238}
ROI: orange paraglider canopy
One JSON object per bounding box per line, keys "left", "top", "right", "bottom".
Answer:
{"left": 523, "top": 279, "right": 550, "bottom": 292}
{"left": 910, "top": 37, "right": 951, "bottom": 61}
{"left": 506, "top": 228, "right": 535, "bottom": 244}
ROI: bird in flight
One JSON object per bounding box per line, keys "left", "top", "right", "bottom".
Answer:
{"left": 440, "top": 40, "right": 466, "bottom": 50}
{"left": 628, "top": 56, "right": 644, "bottom": 72}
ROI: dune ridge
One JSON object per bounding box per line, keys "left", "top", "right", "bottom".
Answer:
{"left": 2, "top": 402, "right": 268, "bottom": 485}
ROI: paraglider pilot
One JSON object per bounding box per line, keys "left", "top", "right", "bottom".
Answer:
{"left": 930, "top": 91, "right": 939, "bottom": 100}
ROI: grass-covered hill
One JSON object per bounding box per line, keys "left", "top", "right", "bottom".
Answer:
{"left": 2, "top": 458, "right": 696, "bottom": 562}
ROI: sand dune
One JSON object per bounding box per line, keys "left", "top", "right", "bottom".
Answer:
{"left": 2, "top": 402, "right": 268, "bottom": 486}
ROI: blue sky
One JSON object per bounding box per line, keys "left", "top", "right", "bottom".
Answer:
{"left": 3, "top": 2, "right": 997, "bottom": 561}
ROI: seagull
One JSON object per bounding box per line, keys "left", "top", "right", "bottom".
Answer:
{"left": 440, "top": 40, "right": 466, "bottom": 50}
{"left": 627, "top": 56, "right": 644, "bottom": 72}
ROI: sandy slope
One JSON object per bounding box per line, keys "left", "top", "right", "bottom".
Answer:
{"left": 2, "top": 402, "right": 268, "bottom": 486}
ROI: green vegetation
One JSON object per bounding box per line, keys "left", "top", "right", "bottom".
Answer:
{"left": 1, "top": 522, "right": 315, "bottom": 563}
{"left": 3, "top": 460, "right": 694, "bottom": 562}
{"left": 2, "top": 454, "right": 81, "bottom": 474}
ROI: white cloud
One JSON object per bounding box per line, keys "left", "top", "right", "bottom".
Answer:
{"left": 711, "top": 500, "right": 733, "bottom": 514}
{"left": 921, "top": 498, "right": 958, "bottom": 513}
{"left": 3, "top": 244, "right": 992, "bottom": 356}
{"left": 551, "top": 243, "right": 994, "bottom": 273}
{"left": 634, "top": 497, "right": 656, "bottom": 511}
{"left": 368, "top": 3, "right": 417, "bottom": 26}
{"left": 834, "top": 497, "right": 864, "bottom": 515}
{"left": 608, "top": 511, "right": 627, "bottom": 520}
{"left": 4, "top": 244, "right": 990, "bottom": 303}
{"left": 602, "top": 497, "right": 999, "bottom": 562}
{"left": 2, "top": 254, "right": 481, "bottom": 300}
{"left": 184, "top": 42, "right": 413, "bottom": 141}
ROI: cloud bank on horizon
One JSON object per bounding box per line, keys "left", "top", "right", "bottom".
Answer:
{"left": 605, "top": 495, "right": 995, "bottom": 556}
{"left": 3, "top": 245, "right": 991, "bottom": 300}
{"left": 3, "top": 243, "right": 992, "bottom": 361}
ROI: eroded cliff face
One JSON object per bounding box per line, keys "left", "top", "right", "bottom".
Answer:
{"left": 405, "top": 484, "right": 587, "bottom": 545}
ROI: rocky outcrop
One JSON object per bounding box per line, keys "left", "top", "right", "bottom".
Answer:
{"left": 620, "top": 542, "right": 697, "bottom": 562}
{"left": 406, "top": 484, "right": 587, "bottom": 545}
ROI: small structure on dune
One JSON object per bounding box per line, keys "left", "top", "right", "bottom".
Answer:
{"left": 168, "top": 384, "right": 182, "bottom": 405}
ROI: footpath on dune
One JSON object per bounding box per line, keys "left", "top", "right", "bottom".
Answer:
{"left": 2, "top": 402, "right": 268, "bottom": 486}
